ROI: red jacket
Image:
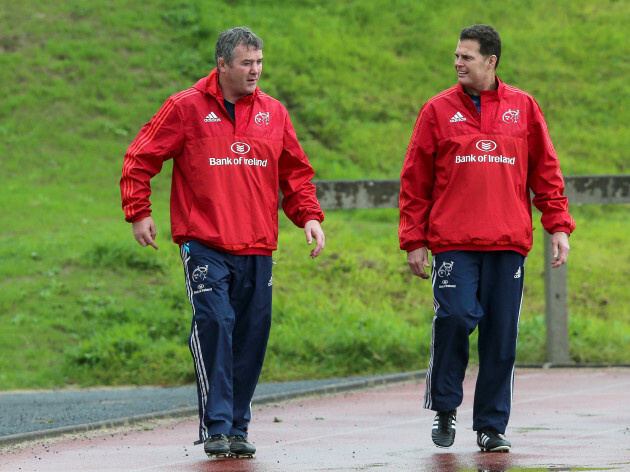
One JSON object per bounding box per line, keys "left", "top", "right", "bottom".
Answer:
{"left": 121, "top": 69, "right": 324, "bottom": 255}
{"left": 399, "top": 78, "right": 575, "bottom": 256}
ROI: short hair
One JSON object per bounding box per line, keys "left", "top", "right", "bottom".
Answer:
{"left": 215, "top": 27, "right": 263, "bottom": 67}
{"left": 460, "top": 24, "right": 501, "bottom": 70}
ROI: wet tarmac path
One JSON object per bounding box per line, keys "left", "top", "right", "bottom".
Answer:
{"left": 1, "top": 367, "right": 629, "bottom": 471}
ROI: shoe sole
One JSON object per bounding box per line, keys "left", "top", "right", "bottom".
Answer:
{"left": 205, "top": 452, "right": 230, "bottom": 459}
{"left": 479, "top": 445, "right": 510, "bottom": 452}
{"left": 230, "top": 453, "right": 255, "bottom": 458}
{"left": 432, "top": 433, "right": 455, "bottom": 448}
{"left": 432, "top": 441, "right": 454, "bottom": 448}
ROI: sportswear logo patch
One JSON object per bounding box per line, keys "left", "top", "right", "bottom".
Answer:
{"left": 502, "top": 109, "right": 520, "bottom": 124}
{"left": 231, "top": 142, "right": 251, "bottom": 154}
{"left": 449, "top": 111, "right": 466, "bottom": 123}
{"left": 194, "top": 284, "right": 212, "bottom": 293}
{"left": 437, "top": 261, "right": 454, "bottom": 277}
{"left": 255, "top": 111, "right": 270, "bottom": 125}
{"left": 476, "top": 139, "right": 497, "bottom": 152}
{"left": 191, "top": 266, "right": 212, "bottom": 295}
{"left": 514, "top": 266, "right": 522, "bottom": 279}
{"left": 437, "top": 261, "right": 457, "bottom": 289}
{"left": 204, "top": 112, "right": 221, "bottom": 122}
{"left": 268, "top": 275, "right": 273, "bottom": 287}
{"left": 192, "top": 265, "right": 208, "bottom": 282}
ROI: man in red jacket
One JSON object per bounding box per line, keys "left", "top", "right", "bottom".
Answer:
{"left": 399, "top": 24, "right": 575, "bottom": 452}
{"left": 120, "top": 27, "right": 325, "bottom": 459}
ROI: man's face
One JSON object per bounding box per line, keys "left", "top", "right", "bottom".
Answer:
{"left": 454, "top": 39, "right": 495, "bottom": 95}
{"left": 218, "top": 43, "right": 263, "bottom": 102}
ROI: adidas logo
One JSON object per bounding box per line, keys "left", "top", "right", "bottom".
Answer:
{"left": 204, "top": 112, "right": 221, "bottom": 122}
{"left": 514, "top": 266, "right": 521, "bottom": 279}
{"left": 449, "top": 111, "right": 466, "bottom": 123}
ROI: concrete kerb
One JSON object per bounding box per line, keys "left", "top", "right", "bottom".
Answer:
{"left": 0, "top": 407, "right": 198, "bottom": 448}
{"left": 0, "top": 370, "right": 427, "bottom": 448}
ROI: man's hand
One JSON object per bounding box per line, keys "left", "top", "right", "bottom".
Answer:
{"left": 551, "top": 231, "right": 570, "bottom": 268}
{"left": 304, "top": 219, "right": 325, "bottom": 259}
{"left": 132, "top": 217, "right": 159, "bottom": 250}
{"left": 407, "top": 247, "right": 431, "bottom": 279}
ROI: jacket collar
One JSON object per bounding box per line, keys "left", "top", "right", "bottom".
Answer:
{"left": 194, "top": 68, "right": 260, "bottom": 104}
{"left": 457, "top": 76, "right": 505, "bottom": 100}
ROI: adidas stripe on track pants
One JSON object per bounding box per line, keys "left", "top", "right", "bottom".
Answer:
{"left": 424, "top": 250, "right": 525, "bottom": 434}
{"left": 180, "top": 241, "right": 273, "bottom": 442}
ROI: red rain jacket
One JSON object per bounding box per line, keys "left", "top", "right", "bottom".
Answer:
{"left": 399, "top": 78, "right": 575, "bottom": 256}
{"left": 121, "top": 69, "right": 324, "bottom": 255}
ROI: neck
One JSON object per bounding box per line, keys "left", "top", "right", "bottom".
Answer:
{"left": 464, "top": 76, "right": 497, "bottom": 96}
{"left": 217, "top": 76, "right": 241, "bottom": 104}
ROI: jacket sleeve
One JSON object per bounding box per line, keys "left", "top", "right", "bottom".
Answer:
{"left": 120, "top": 98, "right": 184, "bottom": 223}
{"left": 526, "top": 99, "right": 576, "bottom": 235}
{"left": 398, "top": 104, "right": 437, "bottom": 252}
{"left": 278, "top": 112, "right": 324, "bottom": 227}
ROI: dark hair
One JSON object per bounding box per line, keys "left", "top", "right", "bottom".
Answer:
{"left": 215, "top": 27, "right": 263, "bottom": 67}
{"left": 460, "top": 24, "right": 501, "bottom": 70}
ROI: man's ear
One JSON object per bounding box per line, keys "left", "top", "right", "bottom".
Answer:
{"left": 217, "top": 57, "right": 227, "bottom": 72}
{"left": 487, "top": 55, "right": 497, "bottom": 70}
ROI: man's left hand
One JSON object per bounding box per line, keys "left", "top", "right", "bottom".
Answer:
{"left": 551, "top": 231, "right": 570, "bottom": 268}
{"left": 304, "top": 220, "right": 325, "bottom": 259}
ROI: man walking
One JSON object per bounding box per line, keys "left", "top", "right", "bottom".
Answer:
{"left": 399, "top": 24, "right": 575, "bottom": 452}
{"left": 120, "top": 27, "right": 325, "bottom": 459}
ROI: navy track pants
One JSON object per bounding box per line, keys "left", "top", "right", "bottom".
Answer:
{"left": 180, "top": 241, "right": 273, "bottom": 442}
{"left": 424, "top": 250, "right": 525, "bottom": 434}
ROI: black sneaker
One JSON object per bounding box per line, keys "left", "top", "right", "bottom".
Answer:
{"left": 432, "top": 409, "right": 457, "bottom": 448}
{"left": 477, "top": 427, "right": 511, "bottom": 452}
{"left": 204, "top": 433, "right": 230, "bottom": 458}
{"left": 229, "top": 435, "right": 256, "bottom": 458}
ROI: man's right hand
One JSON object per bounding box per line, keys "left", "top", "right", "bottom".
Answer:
{"left": 132, "top": 217, "right": 159, "bottom": 250}
{"left": 407, "top": 247, "right": 431, "bottom": 279}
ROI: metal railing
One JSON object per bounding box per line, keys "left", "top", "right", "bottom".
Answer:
{"left": 312, "top": 175, "right": 630, "bottom": 363}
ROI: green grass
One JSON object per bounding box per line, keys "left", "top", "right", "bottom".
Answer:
{"left": 1, "top": 0, "right": 629, "bottom": 389}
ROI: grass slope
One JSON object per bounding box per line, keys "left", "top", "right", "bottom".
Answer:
{"left": 0, "top": 0, "right": 628, "bottom": 389}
